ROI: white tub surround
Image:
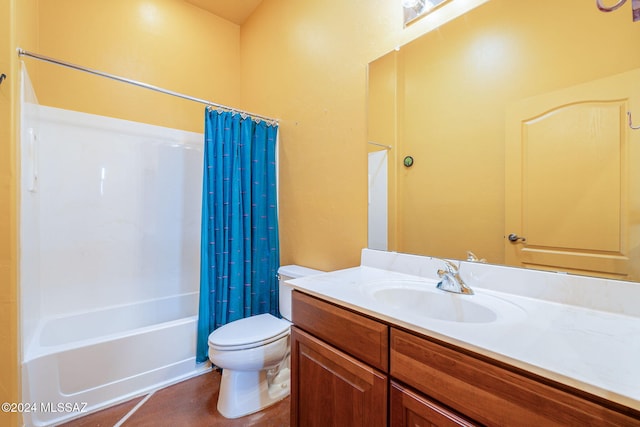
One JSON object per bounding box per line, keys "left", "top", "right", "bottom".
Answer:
{"left": 286, "top": 249, "right": 640, "bottom": 412}
{"left": 19, "top": 100, "right": 206, "bottom": 426}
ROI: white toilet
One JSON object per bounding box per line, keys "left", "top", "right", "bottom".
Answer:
{"left": 207, "top": 265, "right": 322, "bottom": 419}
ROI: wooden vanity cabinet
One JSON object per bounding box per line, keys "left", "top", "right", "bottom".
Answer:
{"left": 291, "top": 291, "right": 388, "bottom": 426}
{"left": 291, "top": 290, "right": 640, "bottom": 426}
{"left": 391, "top": 328, "right": 640, "bottom": 427}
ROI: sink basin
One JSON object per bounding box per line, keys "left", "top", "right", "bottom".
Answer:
{"left": 361, "top": 280, "right": 524, "bottom": 324}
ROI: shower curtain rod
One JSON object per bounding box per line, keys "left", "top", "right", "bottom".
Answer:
{"left": 17, "top": 48, "right": 279, "bottom": 124}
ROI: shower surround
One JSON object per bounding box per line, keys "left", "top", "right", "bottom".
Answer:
{"left": 20, "top": 84, "right": 207, "bottom": 426}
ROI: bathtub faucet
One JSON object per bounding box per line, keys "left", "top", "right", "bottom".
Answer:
{"left": 435, "top": 258, "right": 474, "bottom": 295}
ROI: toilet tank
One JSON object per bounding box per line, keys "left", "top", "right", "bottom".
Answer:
{"left": 278, "top": 265, "right": 323, "bottom": 320}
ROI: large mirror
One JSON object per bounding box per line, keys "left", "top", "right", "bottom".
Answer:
{"left": 368, "top": 0, "right": 640, "bottom": 281}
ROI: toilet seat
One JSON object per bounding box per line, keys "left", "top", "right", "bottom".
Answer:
{"left": 208, "top": 313, "right": 291, "bottom": 351}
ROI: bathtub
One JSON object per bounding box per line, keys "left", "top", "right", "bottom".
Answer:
{"left": 22, "top": 292, "right": 211, "bottom": 427}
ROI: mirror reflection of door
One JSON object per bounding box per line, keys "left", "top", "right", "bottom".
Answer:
{"left": 505, "top": 68, "right": 640, "bottom": 280}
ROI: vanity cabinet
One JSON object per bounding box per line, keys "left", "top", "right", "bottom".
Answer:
{"left": 391, "top": 328, "right": 640, "bottom": 426}
{"left": 290, "top": 291, "right": 388, "bottom": 426}
{"left": 291, "top": 290, "right": 640, "bottom": 426}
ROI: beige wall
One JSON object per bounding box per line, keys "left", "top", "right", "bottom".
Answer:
{"left": 0, "top": 3, "right": 18, "bottom": 426}
{"left": 35, "top": 0, "right": 242, "bottom": 134}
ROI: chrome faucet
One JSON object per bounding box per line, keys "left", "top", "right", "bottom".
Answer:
{"left": 436, "top": 259, "right": 474, "bottom": 295}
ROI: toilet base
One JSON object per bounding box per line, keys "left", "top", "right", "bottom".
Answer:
{"left": 216, "top": 365, "right": 290, "bottom": 419}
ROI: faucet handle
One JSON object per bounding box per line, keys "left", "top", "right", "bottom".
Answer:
{"left": 466, "top": 251, "right": 487, "bottom": 263}
{"left": 442, "top": 259, "right": 459, "bottom": 273}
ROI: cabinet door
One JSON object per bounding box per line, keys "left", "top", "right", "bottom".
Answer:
{"left": 391, "top": 382, "right": 477, "bottom": 427}
{"left": 291, "top": 326, "right": 387, "bottom": 427}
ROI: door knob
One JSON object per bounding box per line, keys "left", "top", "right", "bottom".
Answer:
{"left": 507, "top": 233, "right": 526, "bottom": 243}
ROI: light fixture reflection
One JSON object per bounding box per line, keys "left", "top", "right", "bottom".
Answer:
{"left": 140, "top": 2, "right": 160, "bottom": 25}
{"left": 403, "top": 0, "right": 450, "bottom": 27}
{"left": 402, "top": 0, "right": 421, "bottom": 7}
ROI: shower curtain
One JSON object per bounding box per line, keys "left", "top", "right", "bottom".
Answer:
{"left": 196, "top": 109, "right": 280, "bottom": 363}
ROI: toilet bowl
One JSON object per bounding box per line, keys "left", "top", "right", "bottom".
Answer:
{"left": 208, "top": 265, "right": 322, "bottom": 419}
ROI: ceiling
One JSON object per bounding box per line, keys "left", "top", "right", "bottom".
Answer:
{"left": 184, "top": 0, "right": 264, "bottom": 25}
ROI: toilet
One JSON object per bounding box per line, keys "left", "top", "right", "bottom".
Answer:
{"left": 207, "top": 265, "right": 322, "bottom": 419}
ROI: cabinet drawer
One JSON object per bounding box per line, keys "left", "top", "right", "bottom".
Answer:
{"left": 292, "top": 290, "right": 388, "bottom": 372}
{"left": 391, "top": 328, "right": 640, "bottom": 427}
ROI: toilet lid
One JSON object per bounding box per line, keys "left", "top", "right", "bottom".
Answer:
{"left": 208, "top": 313, "right": 291, "bottom": 350}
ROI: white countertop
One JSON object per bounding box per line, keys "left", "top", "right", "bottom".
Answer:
{"left": 287, "top": 263, "right": 640, "bottom": 411}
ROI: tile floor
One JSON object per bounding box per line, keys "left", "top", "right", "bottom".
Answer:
{"left": 57, "top": 369, "right": 290, "bottom": 427}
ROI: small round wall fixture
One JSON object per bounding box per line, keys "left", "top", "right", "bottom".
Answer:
{"left": 403, "top": 155, "right": 414, "bottom": 168}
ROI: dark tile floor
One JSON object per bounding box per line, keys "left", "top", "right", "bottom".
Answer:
{"left": 58, "top": 369, "right": 290, "bottom": 427}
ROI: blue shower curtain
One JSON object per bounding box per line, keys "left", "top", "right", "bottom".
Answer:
{"left": 196, "top": 109, "right": 280, "bottom": 363}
